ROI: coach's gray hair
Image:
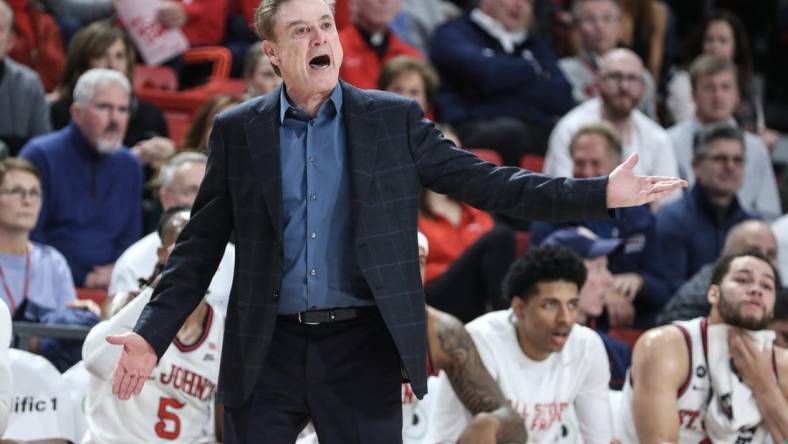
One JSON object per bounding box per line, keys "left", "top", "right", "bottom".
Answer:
{"left": 72, "top": 68, "right": 131, "bottom": 105}
{"left": 158, "top": 151, "right": 208, "bottom": 190}
{"left": 254, "top": 0, "right": 336, "bottom": 41}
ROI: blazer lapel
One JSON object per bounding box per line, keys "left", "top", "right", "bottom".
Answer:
{"left": 341, "top": 82, "right": 381, "bottom": 206}
{"left": 245, "top": 90, "right": 284, "bottom": 241}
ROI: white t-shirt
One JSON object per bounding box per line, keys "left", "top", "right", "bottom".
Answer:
{"left": 543, "top": 98, "right": 679, "bottom": 180}
{"left": 108, "top": 232, "right": 235, "bottom": 316}
{"left": 426, "top": 310, "right": 613, "bottom": 443}
{"left": 81, "top": 286, "right": 224, "bottom": 444}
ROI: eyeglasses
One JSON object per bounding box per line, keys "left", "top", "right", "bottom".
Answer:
{"left": 601, "top": 72, "right": 643, "bottom": 87}
{"left": 0, "top": 187, "right": 42, "bottom": 201}
{"left": 703, "top": 154, "right": 745, "bottom": 167}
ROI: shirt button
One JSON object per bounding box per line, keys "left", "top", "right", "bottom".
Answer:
{"left": 309, "top": 193, "right": 317, "bottom": 201}
{"left": 272, "top": 290, "right": 280, "bottom": 300}
{"left": 310, "top": 232, "right": 317, "bottom": 239}
{"left": 308, "top": 155, "right": 315, "bottom": 163}
{"left": 310, "top": 269, "right": 317, "bottom": 276}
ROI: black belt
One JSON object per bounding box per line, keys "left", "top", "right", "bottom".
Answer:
{"left": 279, "top": 307, "right": 377, "bottom": 326}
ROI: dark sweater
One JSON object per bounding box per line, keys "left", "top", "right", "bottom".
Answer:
{"left": 20, "top": 124, "right": 143, "bottom": 285}
{"left": 428, "top": 14, "right": 574, "bottom": 125}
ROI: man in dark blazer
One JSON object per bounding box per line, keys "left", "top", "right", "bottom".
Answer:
{"left": 105, "top": 0, "right": 685, "bottom": 442}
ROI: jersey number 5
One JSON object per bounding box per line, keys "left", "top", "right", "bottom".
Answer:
{"left": 155, "top": 397, "right": 186, "bottom": 439}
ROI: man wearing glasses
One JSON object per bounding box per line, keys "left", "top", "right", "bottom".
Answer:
{"left": 545, "top": 48, "right": 679, "bottom": 191}
{"left": 19, "top": 68, "right": 142, "bottom": 290}
{"left": 649, "top": 124, "right": 752, "bottom": 305}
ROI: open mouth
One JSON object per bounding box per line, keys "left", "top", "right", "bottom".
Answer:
{"left": 309, "top": 54, "right": 331, "bottom": 70}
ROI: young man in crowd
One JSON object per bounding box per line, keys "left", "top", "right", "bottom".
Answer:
{"left": 621, "top": 252, "right": 788, "bottom": 443}
{"left": 427, "top": 246, "right": 614, "bottom": 443}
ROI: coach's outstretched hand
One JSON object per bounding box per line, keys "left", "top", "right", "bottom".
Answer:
{"left": 106, "top": 332, "right": 158, "bottom": 400}
{"left": 606, "top": 153, "right": 687, "bottom": 208}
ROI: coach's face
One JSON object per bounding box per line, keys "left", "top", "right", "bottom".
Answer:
{"left": 511, "top": 281, "right": 579, "bottom": 361}
{"left": 263, "top": 0, "right": 343, "bottom": 99}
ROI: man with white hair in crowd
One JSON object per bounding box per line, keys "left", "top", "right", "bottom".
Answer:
{"left": 559, "top": 0, "right": 657, "bottom": 118}
{"left": 109, "top": 151, "right": 235, "bottom": 315}
{"left": 545, "top": 48, "right": 678, "bottom": 184}
{"left": 19, "top": 68, "right": 142, "bottom": 290}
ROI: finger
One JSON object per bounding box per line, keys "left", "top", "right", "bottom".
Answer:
{"left": 133, "top": 375, "right": 147, "bottom": 396}
{"left": 112, "top": 366, "right": 126, "bottom": 396}
{"left": 118, "top": 370, "right": 134, "bottom": 399}
{"left": 620, "top": 153, "right": 639, "bottom": 170}
{"left": 105, "top": 335, "right": 126, "bottom": 346}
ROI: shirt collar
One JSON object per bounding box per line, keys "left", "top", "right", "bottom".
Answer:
{"left": 470, "top": 8, "right": 527, "bottom": 54}
{"left": 279, "top": 83, "right": 343, "bottom": 124}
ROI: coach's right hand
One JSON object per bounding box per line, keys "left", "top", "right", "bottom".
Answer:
{"left": 106, "top": 332, "right": 158, "bottom": 400}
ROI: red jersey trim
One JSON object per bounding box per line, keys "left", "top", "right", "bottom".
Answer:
{"left": 174, "top": 306, "right": 214, "bottom": 353}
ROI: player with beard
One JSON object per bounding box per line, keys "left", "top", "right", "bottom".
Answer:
{"left": 545, "top": 49, "right": 678, "bottom": 192}
{"left": 427, "top": 245, "right": 615, "bottom": 443}
{"left": 620, "top": 251, "right": 788, "bottom": 443}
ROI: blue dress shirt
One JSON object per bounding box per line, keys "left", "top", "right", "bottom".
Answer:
{"left": 277, "top": 85, "right": 374, "bottom": 314}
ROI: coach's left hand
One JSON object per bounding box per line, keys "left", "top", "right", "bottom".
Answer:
{"left": 106, "top": 332, "right": 158, "bottom": 400}
{"left": 606, "top": 153, "right": 687, "bottom": 208}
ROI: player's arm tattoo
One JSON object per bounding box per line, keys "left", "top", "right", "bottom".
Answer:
{"left": 437, "top": 315, "right": 527, "bottom": 443}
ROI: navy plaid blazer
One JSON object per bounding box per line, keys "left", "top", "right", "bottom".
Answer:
{"left": 134, "top": 81, "right": 611, "bottom": 407}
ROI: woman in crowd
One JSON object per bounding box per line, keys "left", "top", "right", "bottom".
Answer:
{"left": 666, "top": 10, "right": 780, "bottom": 148}
{"left": 243, "top": 42, "right": 282, "bottom": 99}
{"left": 619, "top": 0, "right": 669, "bottom": 84}
{"left": 181, "top": 95, "right": 243, "bottom": 153}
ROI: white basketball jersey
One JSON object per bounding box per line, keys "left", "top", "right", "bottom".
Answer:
{"left": 427, "top": 310, "right": 613, "bottom": 444}
{"left": 82, "top": 287, "right": 224, "bottom": 444}
{"left": 618, "top": 317, "right": 771, "bottom": 444}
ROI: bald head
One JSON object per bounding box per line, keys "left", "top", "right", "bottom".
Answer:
{"left": 600, "top": 48, "right": 643, "bottom": 74}
{"left": 723, "top": 219, "right": 778, "bottom": 265}
{"left": 597, "top": 49, "right": 645, "bottom": 119}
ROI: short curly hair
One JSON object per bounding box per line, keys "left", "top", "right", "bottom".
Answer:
{"left": 502, "top": 246, "right": 587, "bottom": 302}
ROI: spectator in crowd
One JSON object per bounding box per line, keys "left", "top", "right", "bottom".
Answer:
{"left": 339, "top": 0, "right": 421, "bottom": 89}
{"left": 51, "top": 20, "right": 174, "bottom": 166}
{"left": 559, "top": 0, "right": 657, "bottom": 118}
{"left": 396, "top": 0, "right": 460, "bottom": 55}
{"left": 378, "top": 55, "right": 439, "bottom": 118}
{"left": 544, "top": 48, "right": 678, "bottom": 182}
{"left": 618, "top": 0, "right": 668, "bottom": 84}
{"left": 5, "top": 0, "right": 65, "bottom": 92}
{"left": 658, "top": 219, "right": 777, "bottom": 325}
{"left": 541, "top": 227, "right": 632, "bottom": 390}
{"left": 109, "top": 152, "right": 235, "bottom": 315}
{"left": 773, "top": 214, "right": 788, "bottom": 287}
{"left": 19, "top": 69, "right": 143, "bottom": 289}
{"left": 533, "top": 122, "right": 664, "bottom": 328}
{"left": 154, "top": 0, "right": 228, "bottom": 47}
{"left": 181, "top": 95, "right": 243, "bottom": 152}
{"left": 0, "top": 1, "right": 50, "bottom": 155}
{"left": 38, "top": 0, "right": 113, "bottom": 44}
{"left": 668, "top": 55, "right": 781, "bottom": 221}
{"left": 427, "top": 246, "right": 615, "bottom": 442}
{"left": 0, "top": 158, "right": 78, "bottom": 317}
{"left": 650, "top": 124, "right": 752, "bottom": 304}
{"left": 620, "top": 252, "right": 788, "bottom": 443}
{"left": 418, "top": 184, "right": 516, "bottom": 322}
{"left": 666, "top": 11, "right": 780, "bottom": 150}
{"left": 243, "top": 42, "right": 282, "bottom": 99}
{"left": 83, "top": 207, "right": 223, "bottom": 444}
{"left": 430, "top": 0, "right": 574, "bottom": 164}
